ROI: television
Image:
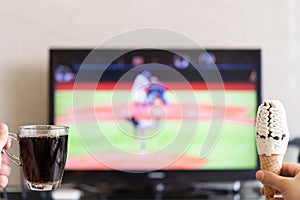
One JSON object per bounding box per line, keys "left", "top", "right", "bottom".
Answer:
{"left": 49, "top": 48, "right": 261, "bottom": 197}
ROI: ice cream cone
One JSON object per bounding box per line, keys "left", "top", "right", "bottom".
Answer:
{"left": 259, "top": 154, "right": 283, "bottom": 200}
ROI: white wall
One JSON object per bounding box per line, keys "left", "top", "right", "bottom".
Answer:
{"left": 0, "top": 0, "right": 299, "bottom": 187}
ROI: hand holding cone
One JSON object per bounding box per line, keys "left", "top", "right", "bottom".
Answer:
{"left": 255, "top": 100, "right": 289, "bottom": 200}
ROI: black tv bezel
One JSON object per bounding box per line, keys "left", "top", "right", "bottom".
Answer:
{"left": 49, "top": 48, "right": 261, "bottom": 185}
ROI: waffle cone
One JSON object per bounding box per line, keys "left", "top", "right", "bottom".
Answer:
{"left": 259, "top": 154, "right": 283, "bottom": 200}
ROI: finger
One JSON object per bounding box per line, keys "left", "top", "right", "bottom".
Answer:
{"left": 4, "top": 137, "right": 12, "bottom": 150}
{"left": 0, "top": 164, "right": 11, "bottom": 177}
{"left": 256, "top": 170, "right": 287, "bottom": 192}
{"left": 260, "top": 186, "right": 281, "bottom": 196}
{"left": 0, "top": 175, "right": 8, "bottom": 189}
{"left": 0, "top": 124, "right": 8, "bottom": 149}
{"left": 1, "top": 154, "right": 9, "bottom": 165}
{"left": 261, "top": 187, "right": 283, "bottom": 200}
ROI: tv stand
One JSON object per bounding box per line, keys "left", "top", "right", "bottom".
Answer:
{"left": 3, "top": 180, "right": 262, "bottom": 199}
{"left": 48, "top": 180, "right": 261, "bottom": 200}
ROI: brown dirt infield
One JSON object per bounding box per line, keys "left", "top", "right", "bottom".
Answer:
{"left": 57, "top": 103, "right": 254, "bottom": 125}
{"left": 66, "top": 152, "right": 207, "bottom": 170}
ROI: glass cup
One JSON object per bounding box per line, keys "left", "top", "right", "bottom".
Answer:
{"left": 3, "top": 125, "right": 68, "bottom": 191}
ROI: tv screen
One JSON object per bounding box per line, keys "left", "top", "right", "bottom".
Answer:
{"left": 49, "top": 48, "right": 261, "bottom": 185}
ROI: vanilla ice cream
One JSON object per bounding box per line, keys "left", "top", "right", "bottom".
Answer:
{"left": 255, "top": 100, "right": 289, "bottom": 156}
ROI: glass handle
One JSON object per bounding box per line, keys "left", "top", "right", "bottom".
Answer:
{"left": 2, "top": 133, "right": 21, "bottom": 166}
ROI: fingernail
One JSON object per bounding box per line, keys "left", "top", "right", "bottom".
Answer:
{"left": 256, "top": 170, "right": 264, "bottom": 181}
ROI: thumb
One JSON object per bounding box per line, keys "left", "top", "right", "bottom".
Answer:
{"left": 256, "top": 170, "right": 286, "bottom": 192}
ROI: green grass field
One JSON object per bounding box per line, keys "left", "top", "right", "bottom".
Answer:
{"left": 55, "top": 90, "right": 258, "bottom": 170}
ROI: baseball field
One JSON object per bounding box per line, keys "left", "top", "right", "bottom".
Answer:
{"left": 54, "top": 82, "right": 258, "bottom": 171}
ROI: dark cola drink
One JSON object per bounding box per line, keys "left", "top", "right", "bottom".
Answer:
{"left": 19, "top": 134, "right": 68, "bottom": 190}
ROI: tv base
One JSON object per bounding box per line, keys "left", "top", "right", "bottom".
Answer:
{"left": 3, "top": 180, "right": 262, "bottom": 200}
{"left": 49, "top": 180, "right": 261, "bottom": 200}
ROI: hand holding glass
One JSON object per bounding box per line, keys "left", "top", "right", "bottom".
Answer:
{"left": 3, "top": 125, "right": 68, "bottom": 191}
